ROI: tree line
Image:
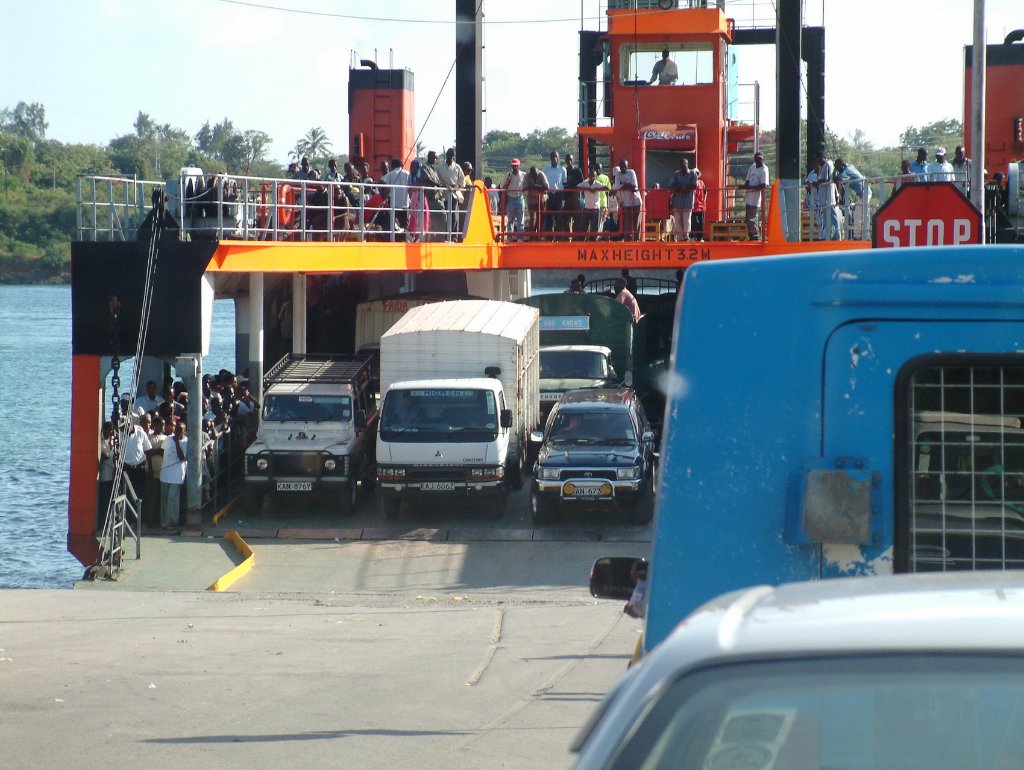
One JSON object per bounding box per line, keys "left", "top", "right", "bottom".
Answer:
{"left": 0, "top": 99, "right": 965, "bottom": 282}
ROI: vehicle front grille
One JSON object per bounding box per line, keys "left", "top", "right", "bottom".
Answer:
{"left": 559, "top": 468, "right": 617, "bottom": 482}
{"left": 407, "top": 467, "right": 466, "bottom": 483}
{"left": 269, "top": 452, "right": 346, "bottom": 477}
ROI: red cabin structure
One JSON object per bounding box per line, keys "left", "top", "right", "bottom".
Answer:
{"left": 578, "top": 6, "right": 755, "bottom": 227}
{"left": 348, "top": 66, "right": 416, "bottom": 169}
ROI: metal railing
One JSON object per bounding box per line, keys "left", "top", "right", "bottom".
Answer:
{"left": 200, "top": 425, "right": 246, "bottom": 517}
{"left": 94, "top": 474, "right": 141, "bottom": 580}
{"left": 76, "top": 175, "right": 163, "bottom": 242}
{"left": 77, "top": 171, "right": 473, "bottom": 244}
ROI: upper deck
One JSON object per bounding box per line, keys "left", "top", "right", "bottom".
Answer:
{"left": 74, "top": 169, "right": 869, "bottom": 276}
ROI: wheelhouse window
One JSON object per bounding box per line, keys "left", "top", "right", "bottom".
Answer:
{"left": 902, "top": 362, "right": 1024, "bottom": 572}
{"left": 619, "top": 43, "right": 714, "bottom": 86}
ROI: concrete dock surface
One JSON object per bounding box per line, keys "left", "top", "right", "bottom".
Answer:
{"left": 2, "top": 533, "right": 649, "bottom": 768}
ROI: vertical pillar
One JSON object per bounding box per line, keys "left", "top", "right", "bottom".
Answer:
{"left": 67, "top": 354, "right": 103, "bottom": 567}
{"left": 776, "top": 0, "right": 802, "bottom": 180}
{"left": 248, "top": 272, "right": 264, "bottom": 403}
{"left": 455, "top": 0, "right": 483, "bottom": 175}
{"left": 292, "top": 273, "right": 307, "bottom": 355}
{"left": 969, "top": 0, "right": 986, "bottom": 212}
{"left": 176, "top": 354, "right": 204, "bottom": 529}
{"left": 803, "top": 26, "right": 826, "bottom": 167}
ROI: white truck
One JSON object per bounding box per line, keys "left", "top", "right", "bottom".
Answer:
{"left": 244, "top": 354, "right": 378, "bottom": 515}
{"left": 375, "top": 300, "right": 541, "bottom": 518}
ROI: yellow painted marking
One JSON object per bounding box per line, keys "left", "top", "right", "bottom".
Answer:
{"left": 207, "top": 531, "right": 254, "bottom": 591}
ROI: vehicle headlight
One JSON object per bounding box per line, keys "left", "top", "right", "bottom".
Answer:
{"left": 538, "top": 466, "right": 561, "bottom": 480}
{"left": 256, "top": 458, "right": 269, "bottom": 471}
{"left": 324, "top": 459, "right": 337, "bottom": 471}
{"left": 616, "top": 466, "right": 639, "bottom": 479}
{"left": 471, "top": 466, "right": 504, "bottom": 480}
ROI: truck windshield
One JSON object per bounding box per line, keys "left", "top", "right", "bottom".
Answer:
{"left": 262, "top": 394, "right": 352, "bottom": 423}
{"left": 380, "top": 388, "right": 498, "bottom": 440}
{"left": 540, "top": 350, "right": 612, "bottom": 379}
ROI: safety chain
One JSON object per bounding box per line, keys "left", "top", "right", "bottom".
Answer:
{"left": 108, "top": 294, "right": 123, "bottom": 446}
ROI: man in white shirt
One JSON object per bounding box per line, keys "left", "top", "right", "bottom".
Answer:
{"left": 576, "top": 168, "right": 608, "bottom": 238}
{"left": 544, "top": 151, "right": 568, "bottom": 237}
{"left": 649, "top": 50, "right": 678, "bottom": 85}
{"left": 613, "top": 159, "right": 642, "bottom": 240}
{"left": 926, "top": 147, "right": 955, "bottom": 182}
{"left": 159, "top": 421, "right": 188, "bottom": 531}
{"left": 134, "top": 380, "right": 164, "bottom": 414}
{"left": 121, "top": 416, "right": 152, "bottom": 500}
{"left": 437, "top": 148, "right": 466, "bottom": 239}
{"left": 743, "top": 152, "right": 769, "bottom": 240}
{"left": 381, "top": 158, "right": 410, "bottom": 232}
{"left": 500, "top": 159, "right": 528, "bottom": 239}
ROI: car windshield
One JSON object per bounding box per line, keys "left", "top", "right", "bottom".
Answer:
{"left": 605, "top": 655, "right": 1024, "bottom": 770}
{"left": 262, "top": 394, "right": 351, "bottom": 423}
{"left": 548, "top": 410, "right": 635, "bottom": 444}
{"left": 540, "top": 350, "right": 612, "bottom": 380}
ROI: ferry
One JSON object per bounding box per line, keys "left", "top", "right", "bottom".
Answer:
{"left": 67, "top": 0, "right": 1023, "bottom": 575}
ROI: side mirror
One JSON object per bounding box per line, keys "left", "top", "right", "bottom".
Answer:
{"left": 500, "top": 409, "right": 513, "bottom": 429}
{"left": 624, "top": 370, "right": 634, "bottom": 387}
{"left": 641, "top": 430, "right": 654, "bottom": 443}
{"left": 530, "top": 430, "right": 544, "bottom": 444}
{"left": 355, "top": 410, "right": 367, "bottom": 429}
{"left": 589, "top": 556, "right": 644, "bottom": 600}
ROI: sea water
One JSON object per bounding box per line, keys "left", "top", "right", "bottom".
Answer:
{"left": 0, "top": 286, "right": 236, "bottom": 589}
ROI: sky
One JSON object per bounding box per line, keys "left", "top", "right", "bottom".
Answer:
{"left": 2, "top": 0, "right": 1021, "bottom": 166}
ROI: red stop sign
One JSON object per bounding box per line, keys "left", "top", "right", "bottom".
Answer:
{"left": 872, "top": 182, "right": 982, "bottom": 248}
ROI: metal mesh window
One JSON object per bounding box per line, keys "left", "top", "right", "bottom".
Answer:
{"left": 907, "top": 364, "right": 1024, "bottom": 572}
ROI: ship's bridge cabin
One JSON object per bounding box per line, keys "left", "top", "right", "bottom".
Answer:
{"left": 579, "top": 1, "right": 754, "bottom": 227}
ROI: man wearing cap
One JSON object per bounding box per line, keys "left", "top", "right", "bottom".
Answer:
{"left": 926, "top": 147, "right": 955, "bottom": 182}
{"left": 743, "top": 151, "right": 769, "bottom": 240}
{"left": 500, "top": 159, "right": 528, "bottom": 239}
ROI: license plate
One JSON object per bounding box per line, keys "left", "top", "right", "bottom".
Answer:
{"left": 421, "top": 482, "right": 458, "bottom": 491}
{"left": 562, "top": 481, "right": 608, "bottom": 498}
{"left": 276, "top": 481, "right": 312, "bottom": 492}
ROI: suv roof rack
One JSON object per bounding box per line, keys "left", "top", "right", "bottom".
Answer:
{"left": 264, "top": 353, "right": 372, "bottom": 387}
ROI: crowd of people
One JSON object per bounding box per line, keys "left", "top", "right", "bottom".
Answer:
{"left": 203, "top": 138, "right": 1003, "bottom": 246}
{"left": 279, "top": 149, "right": 475, "bottom": 242}
{"left": 98, "top": 370, "right": 258, "bottom": 534}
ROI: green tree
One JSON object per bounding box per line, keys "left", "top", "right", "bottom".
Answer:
{"left": 0, "top": 101, "right": 48, "bottom": 147}
{"left": 291, "top": 127, "right": 333, "bottom": 166}
{"left": 899, "top": 119, "right": 963, "bottom": 154}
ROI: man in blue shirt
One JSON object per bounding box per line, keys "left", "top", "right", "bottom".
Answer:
{"left": 909, "top": 147, "right": 929, "bottom": 181}
{"left": 835, "top": 158, "right": 870, "bottom": 239}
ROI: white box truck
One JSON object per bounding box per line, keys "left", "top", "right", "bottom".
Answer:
{"left": 376, "top": 300, "right": 540, "bottom": 517}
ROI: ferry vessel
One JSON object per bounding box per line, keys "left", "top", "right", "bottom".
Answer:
{"left": 67, "top": 0, "right": 1023, "bottom": 574}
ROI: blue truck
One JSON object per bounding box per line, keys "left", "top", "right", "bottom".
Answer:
{"left": 592, "top": 244, "right": 1024, "bottom": 653}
